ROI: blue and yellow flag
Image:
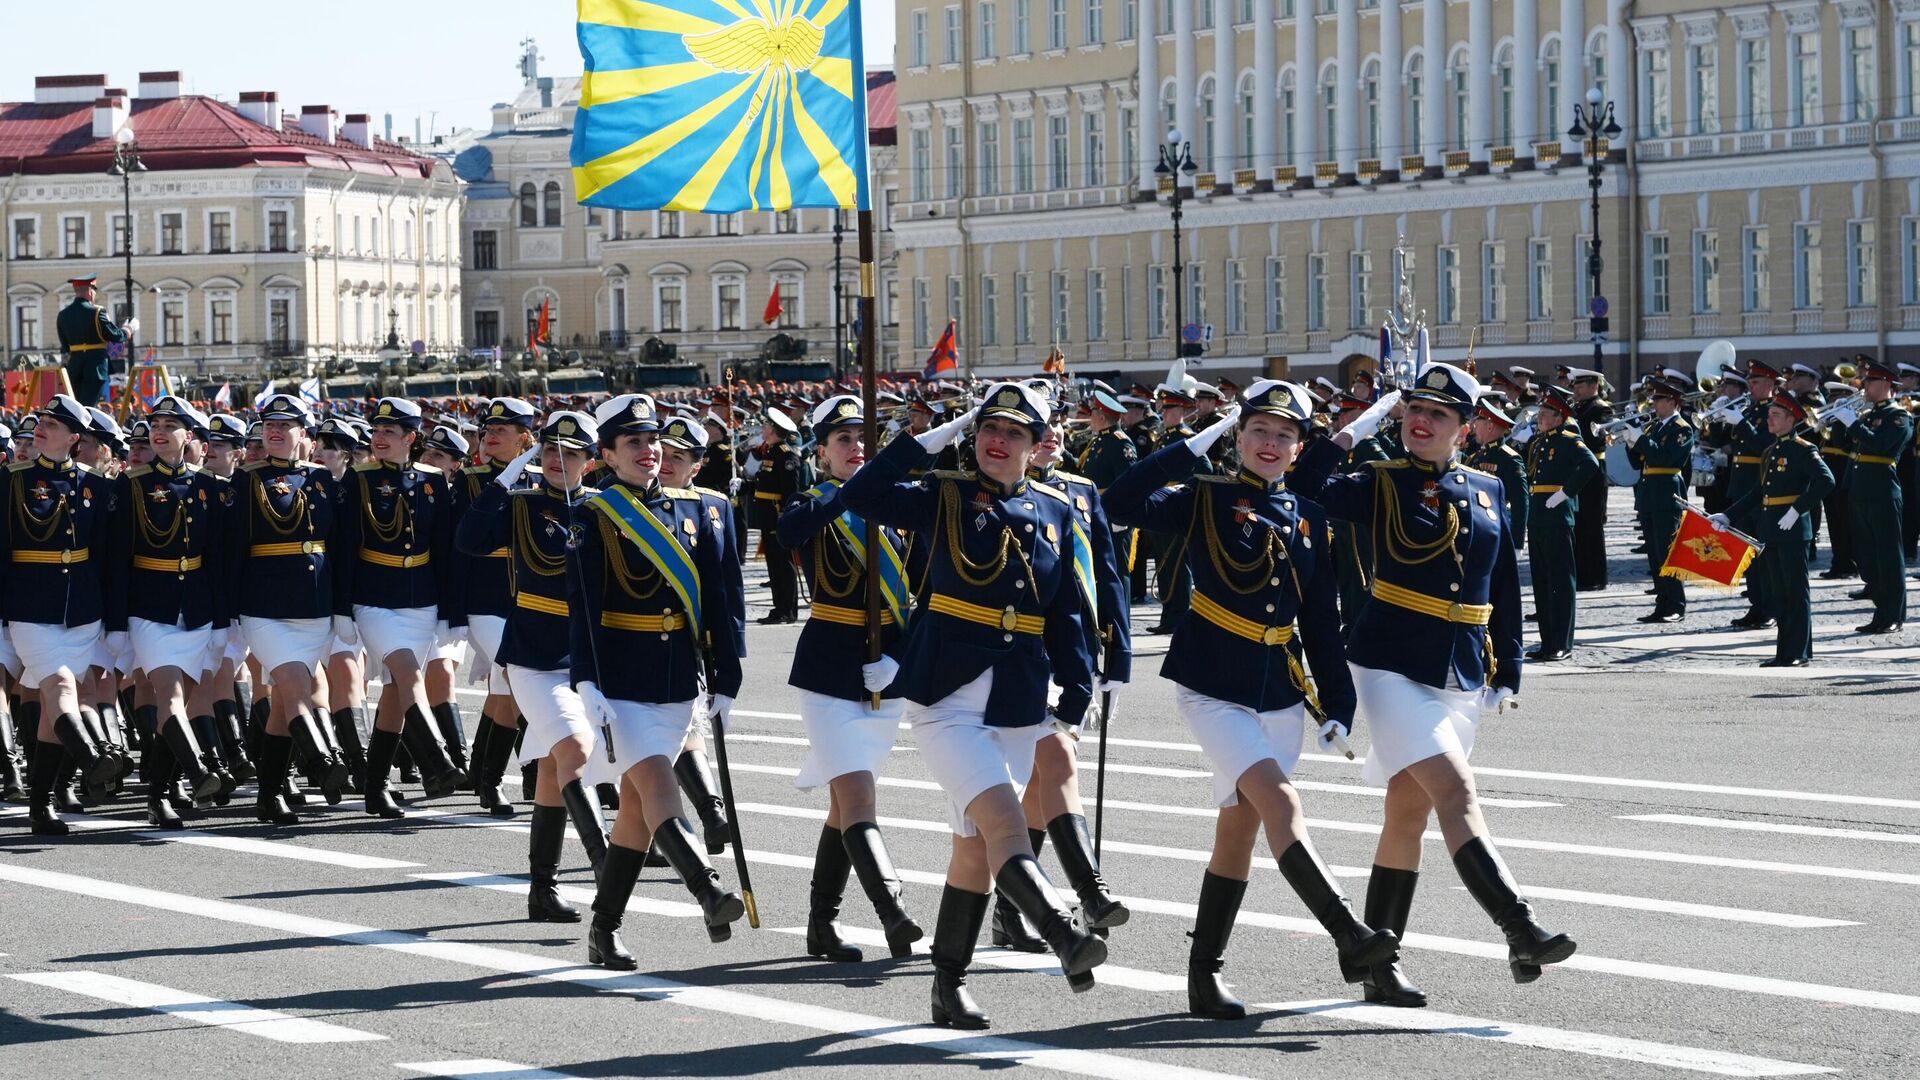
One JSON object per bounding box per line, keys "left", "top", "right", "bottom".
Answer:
{"left": 572, "top": 0, "right": 871, "bottom": 213}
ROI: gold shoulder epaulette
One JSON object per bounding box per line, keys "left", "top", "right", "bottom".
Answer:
{"left": 694, "top": 485, "right": 728, "bottom": 500}
{"left": 240, "top": 460, "right": 271, "bottom": 473}
{"left": 8, "top": 459, "right": 35, "bottom": 473}
{"left": 414, "top": 462, "right": 443, "bottom": 476}
{"left": 352, "top": 461, "right": 380, "bottom": 473}
{"left": 931, "top": 469, "right": 972, "bottom": 481}
{"left": 660, "top": 486, "right": 699, "bottom": 499}
{"left": 1366, "top": 458, "right": 1411, "bottom": 470}
{"left": 124, "top": 465, "right": 152, "bottom": 479}
{"left": 1050, "top": 469, "right": 1092, "bottom": 486}
{"left": 1028, "top": 479, "right": 1069, "bottom": 504}
{"left": 1499, "top": 443, "right": 1522, "bottom": 457}
{"left": 73, "top": 462, "right": 95, "bottom": 476}
{"left": 1195, "top": 473, "right": 1239, "bottom": 485}
{"left": 1456, "top": 462, "right": 1493, "bottom": 478}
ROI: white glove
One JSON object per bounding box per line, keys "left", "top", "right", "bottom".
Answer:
{"left": 1051, "top": 707, "right": 1082, "bottom": 740}
{"left": 106, "top": 631, "right": 130, "bottom": 657}
{"left": 1777, "top": 507, "right": 1800, "bottom": 530}
{"left": 577, "top": 681, "right": 615, "bottom": 727}
{"left": 496, "top": 445, "right": 539, "bottom": 488}
{"left": 1340, "top": 391, "right": 1401, "bottom": 445}
{"left": 1315, "top": 718, "right": 1349, "bottom": 746}
{"left": 1544, "top": 490, "right": 1569, "bottom": 509}
{"left": 1708, "top": 513, "right": 1730, "bottom": 532}
{"left": 710, "top": 694, "right": 735, "bottom": 734}
{"left": 466, "top": 647, "right": 492, "bottom": 686}
{"left": 1479, "top": 685, "right": 1516, "bottom": 719}
{"left": 332, "top": 614, "right": 359, "bottom": 646}
{"left": 915, "top": 406, "right": 979, "bottom": 453}
{"left": 1833, "top": 407, "right": 1859, "bottom": 429}
{"left": 861, "top": 654, "right": 900, "bottom": 692}
{"left": 727, "top": 477, "right": 744, "bottom": 495}
{"left": 1622, "top": 425, "right": 1644, "bottom": 447}
{"left": 445, "top": 623, "right": 468, "bottom": 645}
{"left": 742, "top": 453, "right": 763, "bottom": 477}
{"left": 1183, "top": 404, "right": 1241, "bottom": 457}
{"left": 1510, "top": 426, "right": 1534, "bottom": 447}
{"left": 1097, "top": 679, "right": 1125, "bottom": 694}
{"left": 123, "top": 317, "right": 140, "bottom": 336}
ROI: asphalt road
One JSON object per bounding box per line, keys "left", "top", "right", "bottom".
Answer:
{"left": 3, "top": 504, "right": 1917, "bottom": 1080}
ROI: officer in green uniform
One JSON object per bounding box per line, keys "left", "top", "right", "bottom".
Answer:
{"left": 1075, "top": 388, "right": 1136, "bottom": 605}
{"left": 1625, "top": 377, "right": 1696, "bottom": 623}
{"left": 1524, "top": 389, "right": 1599, "bottom": 661}
{"left": 1466, "top": 400, "right": 1529, "bottom": 550}
{"left": 1816, "top": 380, "right": 1855, "bottom": 579}
{"left": 56, "top": 275, "right": 134, "bottom": 408}
{"left": 1725, "top": 362, "right": 1781, "bottom": 628}
{"left": 1717, "top": 391, "right": 1835, "bottom": 666}
{"left": 1835, "top": 361, "right": 1913, "bottom": 633}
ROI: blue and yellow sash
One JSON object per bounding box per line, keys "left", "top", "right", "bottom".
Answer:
{"left": 588, "top": 486, "right": 703, "bottom": 643}
{"left": 813, "top": 479, "right": 910, "bottom": 627}
{"left": 1068, "top": 519, "right": 1097, "bottom": 626}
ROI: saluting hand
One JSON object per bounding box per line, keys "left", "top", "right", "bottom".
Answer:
{"left": 495, "top": 446, "right": 540, "bottom": 489}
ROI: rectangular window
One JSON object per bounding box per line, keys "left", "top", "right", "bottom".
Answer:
{"left": 1119, "top": 107, "right": 1137, "bottom": 183}
{"left": 717, "top": 279, "right": 743, "bottom": 328}
{"left": 913, "top": 278, "right": 931, "bottom": 346}
{"left": 268, "top": 209, "right": 290, "bottom": 252}
{"left": 659, "top": 211, "right": 683, "bottom": 238}
{"left": 948, "top": 275, "right": 965, "bottom": 329}
{"left": 1048, "top": 114, "right": 1070, "bottom": 189}
{"left": 1014, "top": 0, "right": 1031, "bottom": 52}
{"left": 712, "top": 213, "right": 742, "bottom": 236}
{"left": 1792, "top": 31, "right": 1820, "bottom": 126}
{"left": 1148, "top": 265, "right": 1167, "bottom": 337}
{"left": 62, "top": 215, "right": 86, "bottom": 258}
{"left": 1087, "top": 269, "right": 1107, "bottom": 339}
{"left": 981, "top": 276, "right": 1001, "bottom": 345}
{"left": 658, "top": 282, "right": 684, "bottom": 330}
{"left": 1646, "top": 234, "right": 1671, "bottom": 316}
{"left": 1743, "top": 226, "right": 1770, "bottom": 310}
{"left": 1437, "top": 245, "right": 1460, "bottom": 324}
{"left": 1694, "top": 230, "right": 1720, "bottom": 314}
{"left": 1349, "top": 252, "right": 1372, "bottom": 328}
{"left": 1848, "top": 26, "right": 1875, "bottom": 121}
{"left": 11, "top": 218, "right": 34, "bottom": 259}
{"left": 474, "top": 310, "right": 500, "bottom": 348}
{"left": 979, "top": 122, "right": 1002, "bottom": 195}
{"left": 944, "top": 5, "right": 962, "bottom": 61}
{"left": 1265, "top": 257, "right": 1286, "bottom": 332}
{"left": 160, "top": 213, "right": 183, "bottom": 254}
{"left": 1907, "top": 24, "right": 1920, "bottom": 117}
{"left": 1048, "top": 0, "right": 1067, "bottom": 48}
{"left": 1198, "top": 0, "right": 1213, "bottom": 29}
{"left": 1575, "top": 234, "right": 1594, "bottom": 314}
{"left": 1481, "top": 241, "right": 1507, "bottom": 322}
{"left": 1050, "top": 270, "right": 1070, "bottom": 342}
{"left": 210, "top": 296, "right": 234, "bottom": 344}
{"left": 1848, "top": 219, "right": 1875, "bottom": 306}
{"left": 1225, "top": 259, "right": 1246, "bottom": 335}
{"left": 883, "top": 273, "right": 899, "bottom": 325}
{"left": 1904, "top": 218, "right": 1920, "bottom": 305}
{"left": 911, "top": 9, "right": 928, "bottom": 65}
{"left": 1085, "top": 0, "right": 1102, "bottom": 43}
{"left": 112, "top": 214, "right": 131, "bottom": 257}
{"left": 1122, "top": 0, "right": 1136, "bottom": 39}
{"left": 1015, "top": 272, "right": 1033, "bottom": 343}
{"left": 1014, "top": 117, "right": 1036, "bottom": 191}
{"left": 1691, "top": 43, "right": 1719, "bottom": 134}
{"left": 978, "top": 1, "right": 997, "bottom": 57}
{"left": 945, "top": 125, "right": 965, "bottom": 197}
{"left": 1306, "top": 253, "right": 1327, "bottom": 331}
{"left": 162, "top": 299, "right": 184, "bottom": 345}
{"left": 1084, "top": 110, "right": 1105, "bottom": 187}
{"left": 473, "top": 230, "right": 498, "bottom": 270}
{"left": 1644, "top": 47, "right": 1672, "bottom": 138}
{"left": 1186, "top": 262, "right": 1207, "bottom": 328}
{"left": 1794, "top": 223, "right": 1822, "bottom": 308}
{"left": 911, "top": 128, "right": 932, "bottom": 200}
{"left": 1742, "top": 37, "right": 1770, "bottom": 131}
{"left": 1529, "top": 238, "right": 1554, "bottom": 320}
{"left": 12, "top": 303, "right": 38, "bottom": 349}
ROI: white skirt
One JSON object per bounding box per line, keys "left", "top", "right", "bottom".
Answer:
{"left": 592, "top": 697, "right": 699, "bottom": 784}
{"left": 130, "top": 617, "right": 214, "bottom": 679}
{"left": 10, "top": 620, "right": 101, "bottom": 685}
{"left": 430, "top": 624, "right": 466, "bottom": 665}
{"left": 907, "top": 670, "right": 1047, "bottom": 839}
{"left": 1351, "top": 663, "right": 1481, "bottom": 787}
{"left": 327, "top": 635, "right": 358, "bottom": 659}
{"left": 794, "top": 690, "right": 904, "bottom": 792}
{"left": 0, "top": 627, "right": 21, "bottom": 679}
{"left": 506, "top": 665, "right": 596, "bottom": 762}
{"left": 1177, "top": 685, "right": 1308, "bottom": 808}
{"left": 240, "top": 616, "right": 331, "bottom": 683}
{"left": 222, "top": 631, "right": 249, "bottom": 668}
{"left": 354, "top": 605, "right": 436, "bottom": 669}
{"left": 467, "top": 614, "right": 511, "bottom": 695}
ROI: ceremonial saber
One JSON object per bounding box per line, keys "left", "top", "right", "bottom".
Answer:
{"left": 856, "top": 195, "right": 883, "bottom": 711}
{"left": 706, "top": 687, "right": 759, "bottom": 929}
{"left": 1093, "top": 687, "right": 1113, "bottom": 859}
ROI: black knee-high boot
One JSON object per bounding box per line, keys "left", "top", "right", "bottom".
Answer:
{"left": 806, "top": 824, "right": 862, "bottom": 962}
{"left": 587, "top": 843, "right": 646, "bottom": 969}
{"left": 653, "top": 816, "right": 746, "bottom": 942}
{"left": 527, "top": 804, "right": 583, "bottom": 923}
{"left": 329, "top": 708, "right": 367, "bottom": 795}
{"left": 1187, "top": 871, "right": 1249, "bottom": 1019}
{"left": 398, "top": 704, "right": 465, "bottom": 798}
{"left": 145, "top": 734, "right": 185, "bottom": 830}
{"left": 430, "top": 701, "right": 469, "bottom": 776}
{"left": 52, "top": 713, "right": 118, "bottom": 799}
{"left": 473, "top": 720, "right": 518, "bottom": 818}
{"left": 212, "top": 699, "right": 256, "bottom": 781}
{"left": 559, "top": 778, "right": 609, "bottom": 882}
{"left": 253, "top": 733, "right": 300, "bottom": 826}
{"left": 469, "top": 718, "right": 495, "bottom": 802}
{"left": 1276, "top": 841, "right": 1400, "bottom": 982}
{"left": 673, "top": 749, "right": 729, "bottom": 854}
{"left": 994, "top": 855, "right": 1106, "bottom": 990}
{"left": 929, "top": 885, "right": 991, "bottom": 1029}
{"left": 158, "top": 718, "right": 224, "bottom": 806}
{"left": 0, "top": 708, "right": 25, "bottom": 801}
{"left": 130, "top": 705, "right": 158, "bottom": 783}
{"left": 188, "top": 715, "right": 238, "bottom": 804}
{"left": 28, "top": 747, "right": 70, "bottom": 835}
{"left": 363, "top": 727, "right": 406, "bottom": 819}
{"left": 1047, "top": 813, "right": 1129, "bottom": 930}
{"left": 992, "top": 827, "right": 1049, "bottom": 953}
{"left": 842, "top": 821, "right": 923, "bottom": 957}
{"left": 1452, "top": 837, "right": 1577, "bottom": 983}
{"left": 1363, "top": 866, "right": 1427, "bottom": 1006}
{"left": 288, "top": 709, "right": 349, "bottom": 803}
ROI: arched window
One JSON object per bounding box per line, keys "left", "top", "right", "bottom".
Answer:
{"left": 1362, "top": 59, "right": 1382, "bottom": 158}
{"left": 1496, "top": 43, "right": 1515, "bottom": 145}
{"left": 1542, "top": 38, "right": 1563, "bottom": 143}
{"left": 1238, "top": 73, "right": 1257, "bottom": 169}
{"left": 1280, "top": 68, "right": 1298, "bottom": 167}
{"left": 542, "top": 181, "right": 562, "bottom": 228}
{"left": 1196, "top": 75, "right": 1217, "bottom": 166}
{"left": 1588, "top": 29, "right": 1610, "bottom": 103}
{"left": 519, "top": 183, "right": 538, "bottom": 227}
{"left": 1449, "top": 47, "right": 1471, "bottom": 151}
{"left": 1161, "top": 79, "right": 1178, "bottom": 143}
{"left": 1407, "top": 52, "right": 1425, "bottom": 153}
{"left": 1320, "top": 65, "right": 1339, "bottom": 162}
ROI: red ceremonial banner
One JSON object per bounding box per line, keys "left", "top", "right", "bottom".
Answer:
{"left": 1660, "top": 507, "right": 1760, "bottom": 588}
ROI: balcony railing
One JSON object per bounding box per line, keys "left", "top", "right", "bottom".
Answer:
{"left": 266, "top": 339, "right": 306, "bottom": 357}
{"left": 599, "top": 330, "right": 633, "bottom": 351}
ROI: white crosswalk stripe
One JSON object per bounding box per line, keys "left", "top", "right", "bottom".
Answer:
{"left": 7, "top": 971, "right": 386, "bottom": 1043}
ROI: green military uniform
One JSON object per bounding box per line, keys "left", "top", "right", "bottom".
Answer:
{"left": 1570, "top": 391, "right": 1616, "bottom": 590}
{"left": 1077, "top": 421, "right": 1138, "bottom": 602}
{"left": 1844, "top": 390, "right": 1914, "bottom": 631}
{"left": 1626, "top": 406, "right": 1696, "bottom": 619}
{"left": 1817, "top": 420, "right": 1854, "bottom": 577}
{"left": 56, "top": 284, "right": 130, "bottom": 407}
{"left": 1724, "top": 419, "right": 1834, "bottom": 665}
{"left": 1525, "top": 420, "right": 1600, "bottom": 659}
{"left": 1725, "top": 398, "right": 1777, "bottom": 624}
{"left": 1466, "top": 437, "right": 1529, "bottom": 550}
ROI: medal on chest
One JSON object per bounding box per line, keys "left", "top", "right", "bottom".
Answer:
{"left": 29, "top": 481, "right": 52, "bottom": 503}
{"left": 146, "top": 485, "right": 170, "bottom": 505}
{"left": 1235, "top": 497, "right": 1254, "bottom": 539}
{"left": 269, "top": 475, "right": 292, "bottom": 497}
{"left": 376, "top": 480, "right": 399, "bottom": 499}
{"left": 1420, "top": 481, "right": 1442, "bottom": 511}
{"left": 970, "top": 491, "right": 994, "bottom": 532}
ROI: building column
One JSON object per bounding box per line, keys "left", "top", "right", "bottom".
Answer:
{"left": 1421, "top": 0, "right": 1445, "bottom": 160}
{"left": 1607, "top": 0, "right": 1633, "bottom": 152}
{"left": 1295, "top": 0, "right": 1319, "bottom": 168}
{"left": 1253, "top": 0, "right": 1277, "bottom": 186}
{"left": 1561, "top": 0, "right": 1584, "bottom": 157}
{"left": 1336, "top": 0, "right": 1360, "bottom": 175}
{"left": 1380, "top": 0, "right": 1403, "bottom": 166}
{"left": 1175, "top": 0, "right": 1198, "bottom": 185}
{"left": 1468, "top": 0, "right": 1492, "bottom": 163}
{"left": 1214, "top": 0, "right": 1237, "bottom": 180}
{"left": 1139, "top": 0, "right": 1161, "bottom": 196}
{"left": 1513, "top": 0, "right": 1538, "bottom": 159}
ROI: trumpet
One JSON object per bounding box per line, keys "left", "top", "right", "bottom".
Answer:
{"left": 1816, "top": 393, "right": 1868, "bottom": 431}
{"left": 1701, "top": 393, "right": 1751, "bottom": 425}
{"left": 1835, "top": 362, "right": 1859, "bottom": 381}
{"left": 1599, "top": 408, "right": 1655, "bottom": 437}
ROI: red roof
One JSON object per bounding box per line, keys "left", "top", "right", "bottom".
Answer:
{"left": 865, "top": 71, "right": 897, "bottom": 146}
{"left": 0, "top": 94, "right": 438, "bottom": 178}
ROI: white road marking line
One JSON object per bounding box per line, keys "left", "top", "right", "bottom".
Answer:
{"left": 1256, "top": 999, "right": 1835, "bottom": 1078}
{"left": 395, "top": 1062, "right": 578, "bottom": 1080}
{"left": 7, "top": 970, "right": 386, "bottom": 1044}
{"left": 1447, "top": 886, "right": 1859, "bottom": 929}
{"left": 732, "top": 708, "right": 1920, "bottom": 810}
{"left": 0, "top": 864, "right": 1253, "bottom": 1080}
{"left": 150, "top": 829, "right": 423, "bottom": 870}
{"left": 1622, "top": 814, "right": 1920, "bottom": 845}
{"left": 763, "top": 925, "right": 1187, "bottom": 992}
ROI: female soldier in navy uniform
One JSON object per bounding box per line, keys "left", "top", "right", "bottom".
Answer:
{"left": 776, "top": 394, "right": 925, "bottom": 964}
{"left": 456, "top": 410, "right": 610, "bottom": 921}
{"left": 840, "top": 383, "right": 1105, "bottom": 1030}
{"left": 7, "top": 396, "right": 124, "bottom": 834}
{"left": 1107, "top": 381, "right": 1397, "bottom": 1019}
{"left": 332, "top": 397, "right": 465, "bottom": 817}
{"left": 1291, "top": 364, "right": 1577, "bottom": 1003}
{"left": 420, "top": 424, "right": 475, "bottom": 778}
{"left": 569, "top": 394, "right": 748, "bottom": 968}
{"left": 311, "top": 417, "right": 370, "bottom": 791}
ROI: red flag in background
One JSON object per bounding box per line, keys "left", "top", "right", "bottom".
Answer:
{"left": 533, "top": 299, "right": 552, "bottom": 353}
{"left": 763, "top": 283, "right": 784, "bottom": 326}
{"left": 922, "top": 320, "right": 958, "bottom": 379}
